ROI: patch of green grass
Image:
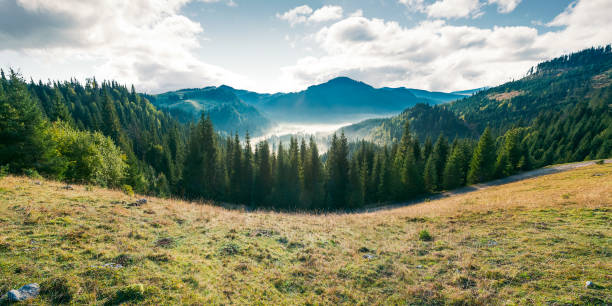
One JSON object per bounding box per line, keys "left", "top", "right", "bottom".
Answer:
{"left": 419, "top": 230, "right": 433, "bottom": 241}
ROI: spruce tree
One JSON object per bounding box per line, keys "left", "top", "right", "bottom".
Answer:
{"left": 467, "top": 127, "right": 497, "bottom": 184}
{"left": 287, "top": 137, "right": 301, "bottom": 208}
{"left": 301, "top": 137, "right": 324, "bottom": 209}
{"left": 242, "top": 132, "right": 253, "bottom": 205}
{"left": 326, "top": 133, "right": 349, "bottom": 209}
{"left": 182, "top": 114, "right": 220, "bottom": 199}
{"left": 229, "top": 132, "right": 242, "bottom": 203}
{"left": 423, "top": 155, "right": 437, "bottom": 192}
{"left": 253, "top": 141, "right": 272, "bottom": 206}
{"left": 0, "top": 71, "right": 50, "bottom": 172}
{"left": 443, "top": 140, "right": 471, "bottom": 190}
{"left": 432, "top": 135, "right": 449, "bottom": 188}
{"left": 50, "top": 88, "right": 73, "bottom": 124}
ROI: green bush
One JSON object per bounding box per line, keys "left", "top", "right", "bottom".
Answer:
{"left": 24, "top": 168, "right": 41, "bottom": 179}
{"left": 48, "top": 122, "right": 126, "bottom": 187}
{"left": 418, "top": 230, "right": 433, "bottom": 241}
{"left": 122, "top": 184, "right": 134, "bottom": 197}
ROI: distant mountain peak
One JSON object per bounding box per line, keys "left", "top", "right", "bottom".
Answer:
{"left": 307, "top": 76, "right": 372, "bottom": 92}
{"left": 217, "top": 84, "right": 235, "bottom": 91}
{"left": 327, "top": 76, "right": 357, "bottom": 83}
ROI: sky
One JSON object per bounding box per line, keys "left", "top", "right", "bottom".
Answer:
{"left": 0, "top": 0, "right": 611, "bottom": 94}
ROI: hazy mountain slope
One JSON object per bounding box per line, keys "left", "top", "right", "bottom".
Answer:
{"left": 450, "top": 87, "right": 488, "bottom": 96}
{"left": 151, "top": 86, "right": 273, "bottom": 136}
{"left": 224, "top": 77, "right": 466, "bottom": 123}
{"left": 1, "top": 164, "right": 610, "bottom": 304}
{"left": 401, "top": 88, "right": 465, "bottom": 103}
{"left": 155, "top": 78, "right": 477, "bottom": 128}
{"left": 258, "top": 77, "right": 428, "bottom": 122}
{"left": 342, "top": 103, "right": 475, "bottom": 143}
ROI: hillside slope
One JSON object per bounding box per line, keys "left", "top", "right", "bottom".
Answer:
{"left": 1, "top": 164, "right": 610, "bottom": 304}
{"left": 446, "top": 46, "right": 612, "bottom": 133}
{"left": 342, "top": 46, "right": 612, "bottom": 146}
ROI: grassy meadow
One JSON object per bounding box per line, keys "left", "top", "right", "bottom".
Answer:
{"left": 0, "top": 164, "right": 610, "bottom": 305}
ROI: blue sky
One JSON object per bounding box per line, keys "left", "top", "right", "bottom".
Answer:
{"left": 0, "top": 0, "right": 610, "bottom": 93}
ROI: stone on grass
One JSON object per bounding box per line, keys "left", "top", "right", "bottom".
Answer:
{"left": 585, "top": 281, "right": 593, "bottom": 288}
{"left": 128, "top": 198, "right": 148, "bottom": 207}
{"left": 62, "top": 185, "right": 74, "bottom": 190}
{"left": 362, "top": 254, "right": 375, "bottom": 260}
{"left": 2, "top": 283, "right": 40, "bottom": 302}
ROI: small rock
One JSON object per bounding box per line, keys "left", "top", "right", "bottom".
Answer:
{"left": 90, "top": 263, "right": 123, "bottom": 269}
{"left": 103, "top": 263, "right": 123, "bottom": 269}
{"left": 362, "top": 254, "right": 375, "bottom": 260}
{"left": 416, "top": 265, "right": 424, "bottom": 269}
{"left": 34, "top": 181, "right": 42, "bottom": 185}
{"left": 585, "top": 281, "right": 593, "bottom": 288}
{"left": 358, "top": 247, "right": 373, "bottom": 253}
{"left": 62, "top": 185, "right": 74, "bottom": 190}
{"left": 128, "top": 198, "right": 148, "bottom": 207}
{"left": 2, "top": 283, "right": 40, "bottom": 302}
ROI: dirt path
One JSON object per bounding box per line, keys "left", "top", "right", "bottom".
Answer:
{"left": 359, "top": 159, "right": 612, "bottom": 213}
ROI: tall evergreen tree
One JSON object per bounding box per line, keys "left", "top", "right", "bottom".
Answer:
{"left": 467, "top": 127, "right": 497, "bottom": 184}
{"left": 0, "top": 71, "right": 50, "bottom": 172}
{"left": 182, "top": 114, "right": 220, "bottom": 199}
{"left": 443, "top": 140, "right": 472, "bottom": 189}
{"left": 242, "top": 132, "right": 254, "bottom": 205}
{"left": 253, "top": 141, "right": 272, "bottom": 205}
{"left": 300, "top": 137, "right": 324, "bottom": 209}
{"left": 326, "top": 132, "right": 349, "bottom": 209}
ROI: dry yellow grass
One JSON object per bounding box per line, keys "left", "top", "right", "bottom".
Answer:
{"left": 0, "top": 164, "right": 611, "bottom": 304}
{"left": 488, "top": 90, "right": 525, "bottom": 101}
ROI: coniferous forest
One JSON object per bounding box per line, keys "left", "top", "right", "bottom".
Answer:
{"left": 1, "top": 46, "right": 611, "bottom": 211}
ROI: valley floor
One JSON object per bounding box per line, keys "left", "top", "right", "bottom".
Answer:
{"left": 0, "top": 164, "right": 611, "bottom": 304}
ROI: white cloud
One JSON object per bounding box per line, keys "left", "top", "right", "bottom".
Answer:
{"left": 281, "top": 0, "right": 612, "bottom": 92}
{"left": 199, "top": 0, "right": 237, "bottom": 6}
{"left": 399, "top": 0, "right": 520, "bottom": 18}
{"left": 309, "top": 5, "right": 343, "bottom": 23}
{"left": 276, "top": 5, "right": 313, "bottom": 27}
{"left": 426, "top": 0, "right": 483, "bottom": 19}
{"left": 0, "top": 0, "right": 249, "bottom": 93}
{"left": 538, "top": 0, "right": 612, "bottom": 53}
{"left": 277, "top": 5, "right": 343, "bottom": 26}
{"left": 488, "top": 0, "right": 521, "bottom": 13}
{"left": 398, "top": 0, "right": 425, "bottom": 12}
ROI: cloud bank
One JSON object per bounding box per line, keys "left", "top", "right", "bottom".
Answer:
{"left": 280, "top": 0, "right": 612, "bottom": 92}
{"left": 0, "top": 0, "right": 610, "bottom": 94}
{"left": 0, "top": 0, "right": 247, "bottom": 93}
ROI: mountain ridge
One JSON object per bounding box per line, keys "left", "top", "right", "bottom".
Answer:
{"left": 197, "top": 77, "right": 470, "bottom": 124}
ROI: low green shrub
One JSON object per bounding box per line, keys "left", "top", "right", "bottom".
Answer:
{"left": 122, "top": 184, "right": 134, "bottom": 197}
{"left": 418, "top": 230, "right": 433, "bottom": 241}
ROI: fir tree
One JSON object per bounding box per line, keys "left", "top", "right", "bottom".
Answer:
{"left": 467, "top": 127, "right": 497, "bottom": 184}
{"left": 0, "top": 71, "right": 50, "bottom": 172}
{"left": 326, "top": 132, "right": 349, "bottom": 209}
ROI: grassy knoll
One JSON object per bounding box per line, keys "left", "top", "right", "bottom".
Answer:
{"left": 0, "top": 164, "right": 611, "bottom": 305}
